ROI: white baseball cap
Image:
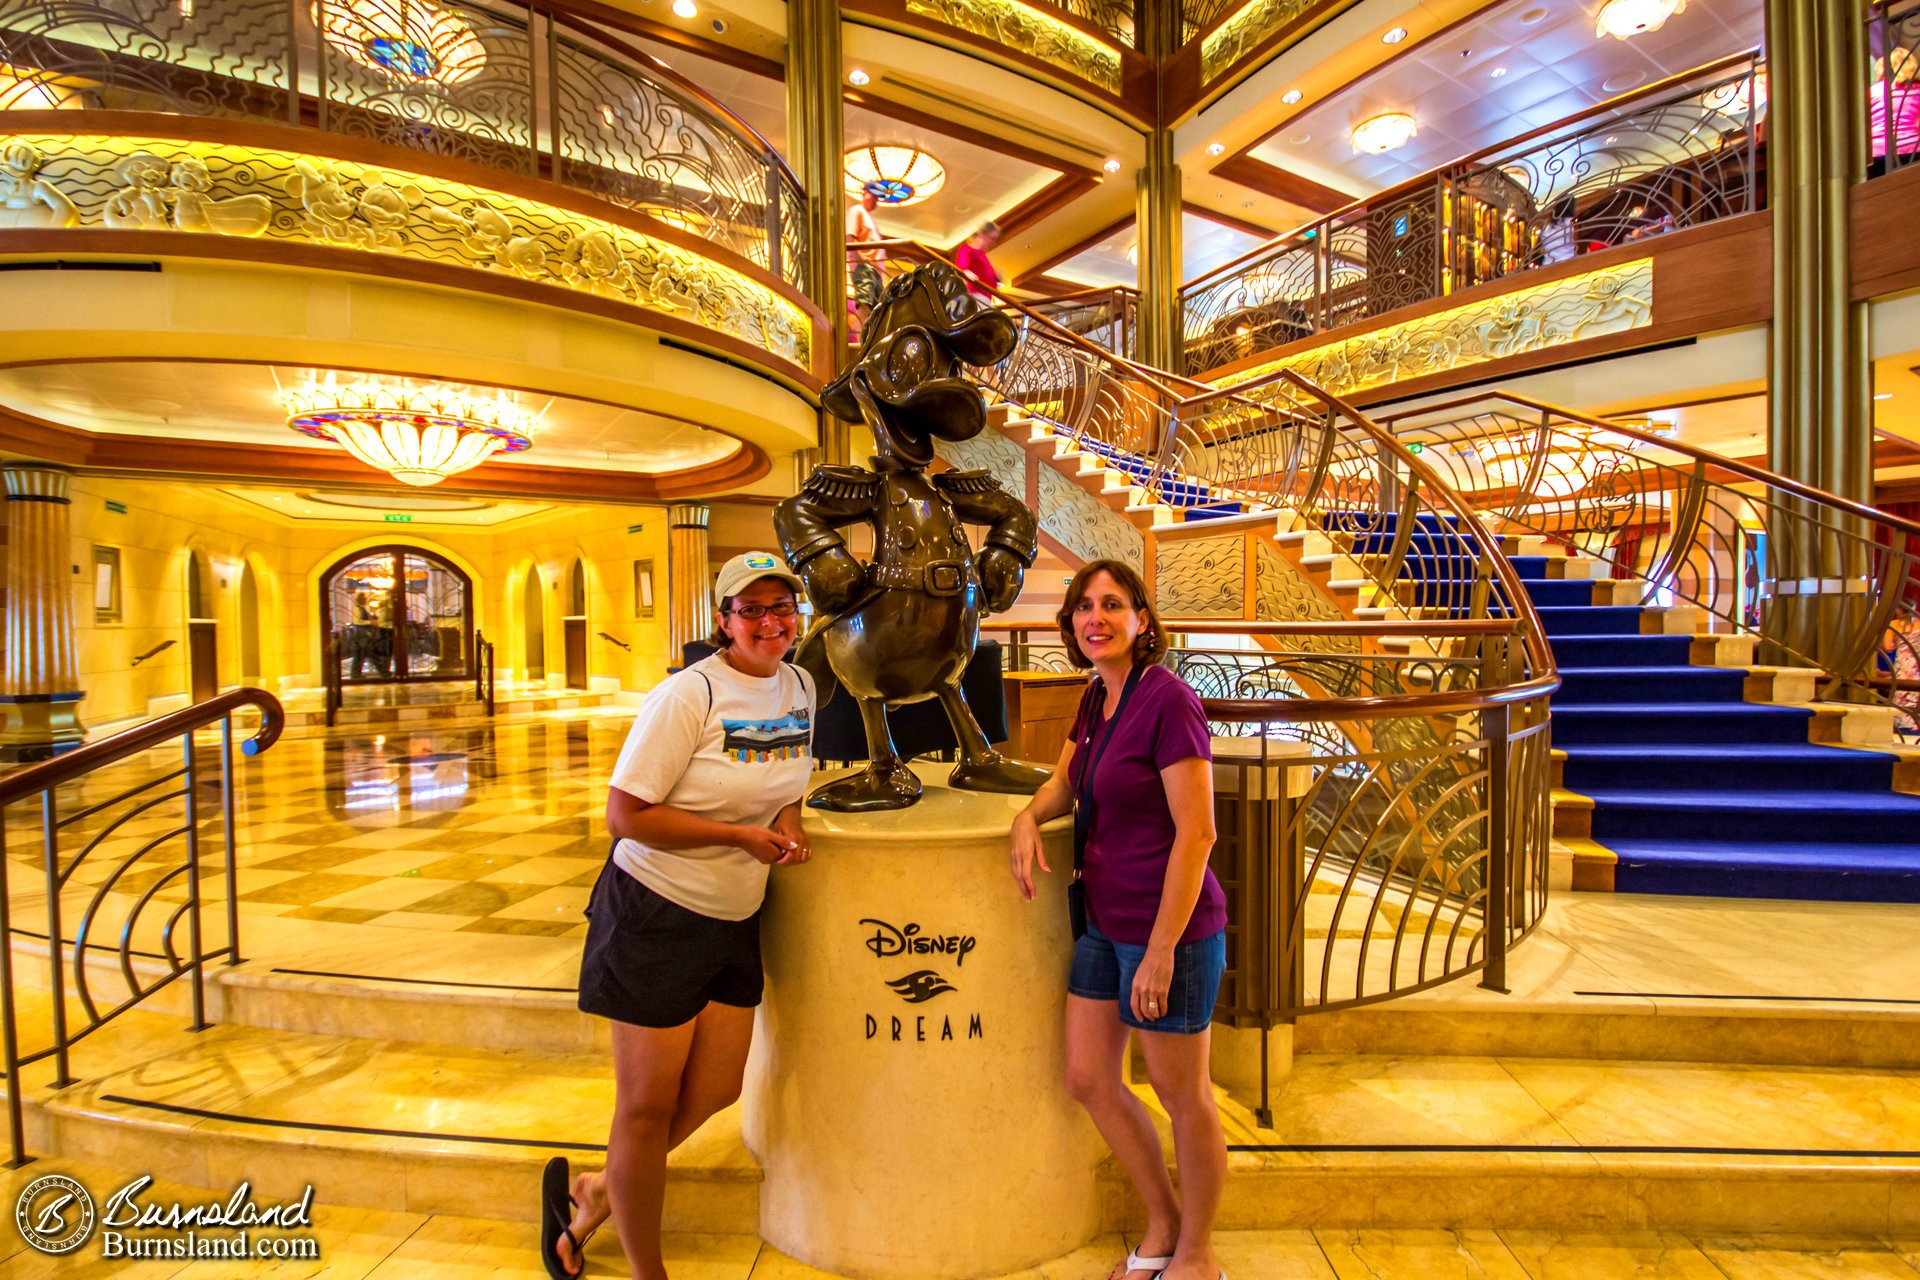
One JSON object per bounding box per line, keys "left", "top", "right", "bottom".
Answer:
{"left": 713, "top": 551, "right": 806, "bottom": 610}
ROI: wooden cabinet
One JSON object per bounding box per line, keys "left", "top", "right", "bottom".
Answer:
{"left": 999, "top": 671, "right": 1088, "bottom": 764}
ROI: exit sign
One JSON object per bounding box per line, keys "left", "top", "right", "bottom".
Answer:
{"left": 384, "top": 514, "right": 413, "bottom": 523}
{"left": 1408, "top": 442, "right": 1425, "bottom": 455}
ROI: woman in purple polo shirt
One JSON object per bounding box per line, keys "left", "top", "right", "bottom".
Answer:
{"left": 1009, "top": 558, "right": 1228, "bottom": 1280}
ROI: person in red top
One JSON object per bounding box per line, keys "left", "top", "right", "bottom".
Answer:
{"left": 953, "top": 220, "right": 1003, "bottom": 300}
{"left": 1009, "top": 558, "right": 1228, "bottom": 1280}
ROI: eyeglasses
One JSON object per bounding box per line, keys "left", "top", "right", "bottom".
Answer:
{"left": 725, "top": 602, "right": 799, "bottom": 620}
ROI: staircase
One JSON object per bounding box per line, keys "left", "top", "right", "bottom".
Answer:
{"left": 1517, "top": 545, "right": 1920, "bottom": 903}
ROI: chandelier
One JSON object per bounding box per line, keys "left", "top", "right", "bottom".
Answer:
{"left": 843, "top": 145, "right": 947, "bottom": 206}
{"left": 283, "top": 376, "right": 535, "bottom": 486}
{"left": 311, "top": 0, "right": 487, "bottom": 84}
{"left": 1350, "top": 112, "right": 1417, "bottom": 155}
{"left": 1595, "top": 0, "right": 1685, "bottom": 41}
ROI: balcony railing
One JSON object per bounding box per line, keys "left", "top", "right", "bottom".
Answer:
{"left": 0, "top": 0, "right": 806, "bottom": 290}
{"left": 1868, "top": 0, "right": 1920, "bottom": 173}
{"left": 1179, "top": 54, "right": 1763, "bottom": 378}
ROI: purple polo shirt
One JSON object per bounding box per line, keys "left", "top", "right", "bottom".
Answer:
{"left": 1068, "top": 663, "right": 1224, "bottom": 947}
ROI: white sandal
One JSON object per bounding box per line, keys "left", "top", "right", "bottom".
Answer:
{"left": 1123, "top": 1251, "right": 1173, "bottom": 1277}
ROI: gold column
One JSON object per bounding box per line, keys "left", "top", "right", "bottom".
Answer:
{"left": 1, "top": 462, "right": 85, "bottom": 762}
{"left": 791, "top": 448, "right": 821, "bottom": 493}
{"left": 787, "top": 0, "right": 851, "bottom": 464}
{"left": 1765, "top": 0, "right": 1873, "bottom": 667}
{"left": 668, "top": 502, "right": 713, "bottom": 664}
{"left": 1135, "top": 0, "right": 1182, "bottom": 376}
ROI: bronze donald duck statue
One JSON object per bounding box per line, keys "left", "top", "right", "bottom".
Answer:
{"left": 775, "top": 261, "right": 1048, "bottom": 811}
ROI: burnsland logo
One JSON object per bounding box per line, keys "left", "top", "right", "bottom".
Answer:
{"left": 15, "top": 1174, "right": 320, "bottom": 1261}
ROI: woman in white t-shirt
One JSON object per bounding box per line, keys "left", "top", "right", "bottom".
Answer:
{"left": 543, "top": 552, "right": 815, "bottom": 1280}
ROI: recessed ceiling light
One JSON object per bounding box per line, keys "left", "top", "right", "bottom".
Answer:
{"left": 709, "top": 17, "right": 725, "bottom": 32}
{"left": 1382, "top": 26, "right": 1408, "bottom": 44}
{"left": 670, "top": 0, "right": 695, "bottom": 17}
{"left": 1206, "top": 142, "right": 1225, "bottom": 155}
{"left": 848, "top": 68, "right": 869, "bottom": 86}
{"left": 1603, "top": 69, "right": 1648, "bottom": 93}
{"left": 1103, "top": 158, "right": 1121, "bottom": 172}
{"left": 1288, "top": 131, "right": 1312, "bottom": 145}
{"left": 1281, "top": 89, "right": 1302, "bottom": 104}
{"left": 1519, "top": 6, "right": 1548, "bottom": 23}
{"left": 1490, "top": 66, "right": 1507, "bottom": 78}
{"left": 1875, "top": 392, "right": 1894, "bottom": 401}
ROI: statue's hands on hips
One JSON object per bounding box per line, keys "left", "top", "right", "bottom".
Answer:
{"left": 799, "top": 546, "right": 866, "bottom": 615}
{"left": 976, "top": 545, "right": 1026, "bottom": 613}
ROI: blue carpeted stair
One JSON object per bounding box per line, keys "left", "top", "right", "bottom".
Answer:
{"left": 1512, "top": 558, "right": 1920, "bottom": 903}
{"left": 1070, "top": 435, "right": 1247, "bottom": 520}
{"left": 1325, "top": 513, "right": 1920, "bottom": 902}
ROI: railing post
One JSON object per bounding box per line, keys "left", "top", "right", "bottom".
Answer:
{"left": 1481, "top": 636, "right": 1511, "bottom": 993}
{"left": 0, "top": 806, "right": 25, "bottom": 1167}
{"left": 182, "top": 730, "right": 207, "bottom": 1032}
{"left": 766, "top": 160, "right": 785, "bottom": 283}
{"left": 220, "top": 715, "right": 242, "bottom": 968}
{"left": 41, "top": 790, "right": 69, "bottom": 1088}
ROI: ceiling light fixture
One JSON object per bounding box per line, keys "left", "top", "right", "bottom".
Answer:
{"left": 842, "top": 144, "right": 947, "bottom": 206}
{"left": 671, "top": 0, "right": 696, "bottom": 17}
{"left": 1281, "top": 88, "right": 1303, "bottom": 104}
{"left": 1351, "top": 112, "right": 1417, "bottom": 154}
{"left": 311, "top": 0, "right": 486, "bottom": 84}
{"left": 848, "top": 68, "right": 870, "bottom": 86}
{"left": 1491, "top": 66, "right": 1507, "bottom": 77}
{"left": 1595, "top": 0, "right": 1684, "bottom": 40}
{"left": 283, "top": 375, "right": 536, "bottom": 486}
{"left": 1875, "top": 392, "right": 1894, "bottom": 401}
{"left": 1382, "top": 26, "right": 1408, "bottom": 43}
{"left": 1103, "top": 157, "right": 1122, "bottom": 172}
{"left": 1206, "top": 142, "right": 1225, "bottom": 156}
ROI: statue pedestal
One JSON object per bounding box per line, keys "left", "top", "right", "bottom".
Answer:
{"left": 743, "top": 775, "right": 1099, "bottom": 1279}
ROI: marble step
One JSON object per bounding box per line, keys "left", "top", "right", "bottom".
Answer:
{"left": 19, "top": 1004, "right": 1920, "bottom": 1238}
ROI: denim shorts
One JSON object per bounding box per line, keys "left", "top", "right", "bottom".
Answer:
{"left": 1067, "top": 921, "right": 1226, "bottom": 1035}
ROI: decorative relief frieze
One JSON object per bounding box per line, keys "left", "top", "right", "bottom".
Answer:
{"left": 1253, "top": 539, "right": 1358, "bottom": 655}
{"left": 1211, "top": 260, "right": 1654, "bottom": 399}
{"left": 1155, "top": 534, "right": 1244, "bottom": 619}
{"left": 904, "top": 0, "right": 1124, "bottom": 94}
{"left": 0, "top": 133, "right": 812, "bottom": 369}
{"left": 1035, "top": 464, "right": 1144, "bottom": 568}
{"left": 1200, "top": 0, "right": 1320, "bottom": 82}
{"left": 936, "top": 430, "right": 1027, "bottom": 502}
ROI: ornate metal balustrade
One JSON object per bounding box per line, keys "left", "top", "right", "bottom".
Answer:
{"left": 0, "top": 0, "right": 806, "bottom": 289}
{"left": 1373, "top": 392, "right": 1920, "bottom": 737}
{"left": 0, "top": 689, "right": 284, "bottom": 1166}
{"left": 1179, "top": 55, "right": 1762, "bottom": 378}
{"left": 1025, "top": 286, "right": 1139, "bottom": 361}
{"left": 1869, "top": 0, "right": 1920, "bottom": 172}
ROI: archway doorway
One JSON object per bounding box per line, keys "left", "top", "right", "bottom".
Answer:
{"left": 186, "top": 551, "right": 218, "bottom": 702}
{"left": 320, "top": 547, "right": 473, "bottom": 685}
{"left": 239, "top": 562, "right": 261, "bottom": 682}
{"left": 523, "top": 565, "right": 546, "bottom": 682}
{"left": 562, "top": 559, "right": 588, "bottom": 689}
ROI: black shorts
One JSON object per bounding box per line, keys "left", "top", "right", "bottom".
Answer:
{"left": 577, "top": 857, "right": 763, "bottom": 1028}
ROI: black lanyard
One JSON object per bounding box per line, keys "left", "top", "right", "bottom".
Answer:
{"left": 1073, "top": 662, "right": 1145, "bottom": 879}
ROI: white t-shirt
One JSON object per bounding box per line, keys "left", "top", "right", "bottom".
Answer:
{"left": 609, "top": 653, "right": 815, "bottom": 920}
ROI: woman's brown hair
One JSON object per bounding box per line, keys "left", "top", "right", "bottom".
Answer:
{"left": 1055, "top": 559, "right": 1169, "bottom": 670}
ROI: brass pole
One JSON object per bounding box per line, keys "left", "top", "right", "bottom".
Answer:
{"left": 1136, "top": 0, "right": 1182, "bottom": 375}
{"left": 1765, "top": 0, "right": 1872, "bottom": 668}
{"left": 786, "top": 0, "right": 850, "bottom": 465}
{"left": 668, "top": 502, "right": 712, "bottom": 665}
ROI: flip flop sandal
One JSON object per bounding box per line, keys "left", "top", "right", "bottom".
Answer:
{"left": 1122, "top": 1250, "right": 1173, "bottom": 1277}
{"left": 540, "top": 1156, "right": 593, "bottom": 1280}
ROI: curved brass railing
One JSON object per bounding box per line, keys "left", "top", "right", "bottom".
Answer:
{"left": 0, "top": 688, "right": 284, "bottom": 1165}
{"left": 1178, "top": 53, "right": 1763, "bottom": 377}
{"left": 0, "top": 0, "right": 807, "bottom": 289}
{"left": 1374, "top": 391, "right": 1920, "bottom": 734}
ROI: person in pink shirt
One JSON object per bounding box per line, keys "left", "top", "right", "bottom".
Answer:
{"left": 1009, "top": 558, "right": 1229, "bottom": 1280}
{"left": 953, "top": 220, "right": 1003, "bottom": 299}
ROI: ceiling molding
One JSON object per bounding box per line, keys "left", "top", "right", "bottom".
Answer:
{"left": 1209, "top": 153, "right": 1350, "bottom": 214}
{"left": 545, "top": 0, "right": 787, "bottom": 80}
{"left": 846, "top": 87, "right": 1100, "bottom": 179}
{"left": 1181, "top": 199, "right": 1277, "bottom": 240}
{"left": 980, "top": 173, "right": 1105, "bottom": 247}
{"left": 0, "top": 407, "right": 769, "bottom": 503}
{"left": 1011, "top": 213, "right": 1133, "bottom": 285}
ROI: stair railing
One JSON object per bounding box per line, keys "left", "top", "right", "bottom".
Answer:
{"left": 1371, "top": 390, "right": 1920, "bottom": 732}
{"left": 0, "top": 688, "right": 284, "bottom": 1167}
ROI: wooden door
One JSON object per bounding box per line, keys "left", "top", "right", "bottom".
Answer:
{"left": 563, "top": 618, "right": 588, "bottom": 689}
{"left": 188, "top": 621, "right": 218, "bottom": 702}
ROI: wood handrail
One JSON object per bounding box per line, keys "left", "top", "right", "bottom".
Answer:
{"left": 0, "top": 689, "right": 284, "bottom": 806}
{"left": 984, "top": 618, "right": 1524, "bottom": 636}
{"left": 1384, "top": 390, "right": 1920, "bottom": 541}
{"left": 1203, "top": 675, "right": 1559, "bottom": 723}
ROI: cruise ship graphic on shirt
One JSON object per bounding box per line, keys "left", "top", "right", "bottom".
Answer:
{"left": 721, "top": 710, "right": 812, "bottom": 763}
